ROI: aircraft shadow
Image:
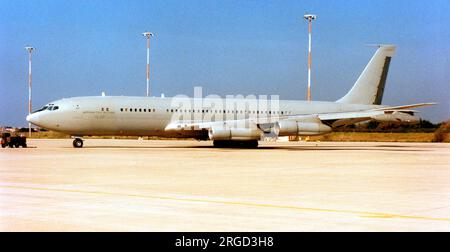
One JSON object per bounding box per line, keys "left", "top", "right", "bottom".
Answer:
{"left": 73, "top": 144, "right": 428, "bottom": 152}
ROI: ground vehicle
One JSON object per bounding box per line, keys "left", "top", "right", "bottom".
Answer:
{"left": 1, "top": 132, "right": 27, "bottom": 148}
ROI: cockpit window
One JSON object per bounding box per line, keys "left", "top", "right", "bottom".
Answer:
{"left": 33, "top": 106, "right": 48, "bottom": 113}
{"left": 46, "top": 105, "right": 59, "bottom": 110}
{"left": 33, "top": 104, "right": 59, "bottom": 113}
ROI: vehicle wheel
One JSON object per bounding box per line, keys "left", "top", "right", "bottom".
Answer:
{"left": 8, "top": 143, "right": 14, "bottom": 148}
{"left": 14, "top": 143, "right": 20, "bottom": 148}
{"left": 1, "top": 144, "right": 5, "bottom": 148}
{"left": 22, "top": 143, "right": 27, "bottom": 148}
{"left": 73, "top": 138, "right": 83, "bottom": 148}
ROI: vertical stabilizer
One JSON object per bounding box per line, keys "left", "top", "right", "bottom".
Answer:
{"left": 337, "top": 45, "right": 396, "bottom": 105}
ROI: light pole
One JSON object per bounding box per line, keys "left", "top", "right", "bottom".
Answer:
{"left": 25, "top": 46, "right": 35, "bottom": 137}
{"left": 303, "top": 14, "right": 316, "bottom": 101}
{"left": 142, "top": 32, "right": 154, "bottom": 97}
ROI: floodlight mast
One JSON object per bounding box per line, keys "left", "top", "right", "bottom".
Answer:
{"left": 303, "top": 14, "right": 316, "bottom": 101}
{"left": 142, "top": 32, "right": 154, "bottom": 97}
{"left": 25, "top": 46, "right": 35, "bottom": 137}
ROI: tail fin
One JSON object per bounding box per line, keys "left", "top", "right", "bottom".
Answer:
{"left": 337, "top": 45, "right": 396, "bottom": 105}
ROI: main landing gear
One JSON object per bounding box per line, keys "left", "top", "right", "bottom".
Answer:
{"left": 72, "top": 138, "right": 84, "bottom": 148}
{"left": 213, "top": 140, "right": 258, "bottom": 148}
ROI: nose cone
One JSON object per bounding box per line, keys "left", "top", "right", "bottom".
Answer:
{"left": 26, "top": 113, "right": 40, "bottom": 126}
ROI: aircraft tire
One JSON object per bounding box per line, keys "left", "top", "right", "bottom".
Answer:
{"left": 213, "top": 140, "right": 258, "bottom": 148}
{"left": 73, "top": 138, "right": 83, "bottom": 148}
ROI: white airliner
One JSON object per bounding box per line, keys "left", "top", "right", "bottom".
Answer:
{"left": 26, "top": 45, "right": 434, "bottom": 148}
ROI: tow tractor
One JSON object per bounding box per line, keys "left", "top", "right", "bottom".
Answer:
{"left": 1, "top": 132, "right": 27, "bottom": 148}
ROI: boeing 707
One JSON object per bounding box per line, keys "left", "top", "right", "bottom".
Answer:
{"left": 26, "top": 45, "right": 434, "bottom": 148}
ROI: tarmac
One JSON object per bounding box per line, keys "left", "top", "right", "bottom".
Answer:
{"left": 0, "top": 139, "right": 449, "bottom": 231}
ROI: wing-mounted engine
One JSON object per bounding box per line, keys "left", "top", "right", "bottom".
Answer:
{"left": 371, "top": 111, "right": 420, "bottom": 124}
{"left": 208, "top": 127, "right": 262, "bottom": 141}
{"left": 277, "top": 116, "right": 331, "bottom": 136}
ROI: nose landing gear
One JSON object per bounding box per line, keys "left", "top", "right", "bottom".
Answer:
{"left": 72, "top": 138, "right": 84, "bottom": 148}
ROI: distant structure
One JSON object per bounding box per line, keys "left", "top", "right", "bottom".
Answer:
{"left": 25, "top": 46, "right": 35, "bottom": 137}
{"left": 142, "top": 32, "right": 154, "bottom": 97}
{"left": 303, "top": 14, "right": 316, "bottom": 101}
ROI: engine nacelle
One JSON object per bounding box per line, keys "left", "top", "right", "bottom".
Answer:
{"left": 208, "top": 128, "right": 262, "bottom": 141}
{"left": 371, "top": 111, "right": 420, "bottom": 124}
{"left": 278, "top": 120, "right": 331, "bottom": 136}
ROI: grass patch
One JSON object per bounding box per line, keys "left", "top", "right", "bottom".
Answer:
{"left": 309, "top": 132, "right": 449, "bottom": 142}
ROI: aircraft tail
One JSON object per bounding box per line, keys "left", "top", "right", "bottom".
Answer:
{"left": 337, "top": 45, "right": 396, "bottom": 105}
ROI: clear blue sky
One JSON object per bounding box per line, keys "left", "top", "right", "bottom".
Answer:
{"left": 1, "top": 0, "right": 449, "bottom": 126}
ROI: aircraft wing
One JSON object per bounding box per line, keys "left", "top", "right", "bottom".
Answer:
{"left": 371, "top": 102, "right": 436, "bottom": 111}
{"left": 165, "top": 103, "right": 435, "bottom": 131}
{"left": 317, "top": 102, "right": 436, "bottom": 120}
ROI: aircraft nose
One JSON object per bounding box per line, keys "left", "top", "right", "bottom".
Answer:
{"left": 26, "top": 113, "right": 40, "bottom": 125}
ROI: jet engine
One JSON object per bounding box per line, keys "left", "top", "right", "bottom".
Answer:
{"left": 208, "top": 127, "right": 262, "bottom": 141}
{"left": 277, "top": 120, "right": 331, "bottom": 136}
{"left": 371, "top": 111, "right": 420, "bottom": 124}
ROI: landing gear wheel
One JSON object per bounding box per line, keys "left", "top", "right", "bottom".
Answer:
{"left": 213, "top": 140, "right": 226, "bottom": 148}
{"left": 213, "top": 140, "right": 259, "bottom": 148}
{"left": 248, "top": 140, "right": 258, "bottom": 148}
{"left": 73, "top": 138, "right": 83, "bottom": 148}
